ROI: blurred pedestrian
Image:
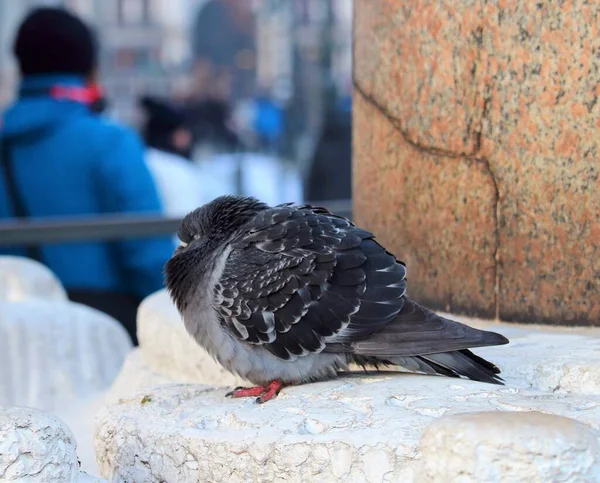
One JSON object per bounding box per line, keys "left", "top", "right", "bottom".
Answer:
{"left": 191, "top": 0, "right": 256, "bottom": 104}
{"left": 305, "top": 99, "right": 352, "bottom": 202}
{"left": 184, "top": 98, "right": 242, "bottom": 156}
{"left": 253, "top": 92, "right": 285, "bottom": 155}
{"left": 139, "top": 95, "right": 204, "bottom": 221}
{"left": 0, "top": 7, "right": 173, "bottom": 344}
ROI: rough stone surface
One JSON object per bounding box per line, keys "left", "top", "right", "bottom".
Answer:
{"left": 96, "top": 318, "right": 600, "bottom": 483}
{"left": 417, "top": 412, "right": 600, "bottom": 482}
{"left": 0, "top": 256, "right": 67, "bottom": 302}
{"left": 0, "top": 406, "right": 107, "bottom": 483}
{"left": 95, "top": 375, "right": 600, "bottom": 483}
{"left": 353, "top": 0, "right": 600, "bottom": 324}
{"left": 103, "top": 347, "right": 237, "bottom": 406}
{"left": 472, "top": 321, "right": 600, "bottom": 397}
{"left": 0, "top": 300, "right": 132, "bottom": 411}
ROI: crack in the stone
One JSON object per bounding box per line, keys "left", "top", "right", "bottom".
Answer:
{"left": 354, "top": 80, "right": 501, "bottom": 320}
{"left": 478, "top": 158, "right": 501, "bottom": 321}
{"left": 353, "top": 80, "right": 476, "bottom": 160}
{"left": 473, "top": 22, "right": 500, "bottom": 320}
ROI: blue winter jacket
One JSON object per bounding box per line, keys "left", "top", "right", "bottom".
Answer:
{"left": 0, "top": 75, "right": 173, "bottom": 298}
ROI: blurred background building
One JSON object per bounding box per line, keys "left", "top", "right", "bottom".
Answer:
{"left": 0, "top": 0, "right": 353, "bottom": 201}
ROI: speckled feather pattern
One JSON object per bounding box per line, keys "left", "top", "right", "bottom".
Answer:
{"left": 165, "top": 196, "right": 509, "bottom": 386}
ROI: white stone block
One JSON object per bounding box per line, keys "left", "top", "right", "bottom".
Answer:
{"left": 95, "top": 373, "right": 600, "bottom": 483}
{"left": 103, "top": 349, "right": 188, "bottom": 405}
{"left": 456, "top": 323, "right": 600, "bottom": 396}
{"left": 417, "top": 411, "right": 600, "bottom": 482}
{"left": 0, "top": 406, "right": 107, "bottom": 483}
{"left": 0, "top": 256, "right": 66, "bottom": 302}
{"left": 0, "top": 300, "right": 131, "bottom": 411}
{"left": 0, "top": 257, "right": 132, "bottom": 475}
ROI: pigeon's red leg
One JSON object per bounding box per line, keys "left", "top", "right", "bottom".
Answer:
{"left": 225, "top": 385, "right": 267, "bottom": 398}
{"left": 225, "top": 380, "right": 285, "bottom": 403}
{"left": 256, "top": 380, "right": 285, "bottom": 404}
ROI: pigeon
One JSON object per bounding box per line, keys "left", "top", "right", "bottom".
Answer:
{"left": 165, "top": 195, "right": 509, "bottom": 403}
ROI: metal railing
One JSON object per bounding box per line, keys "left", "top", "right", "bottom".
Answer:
{"left": 0, "top": 199, "right": 353, "bottom": 246}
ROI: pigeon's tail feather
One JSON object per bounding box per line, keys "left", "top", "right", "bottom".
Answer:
{"left": 415, "top": 350, "right": 503, "bottom": 384}
{"left": 352, "top": 350, "right": 504, "bottom": 385}
{"left": 346, "top": 297, "right": 508, "bottom": 384}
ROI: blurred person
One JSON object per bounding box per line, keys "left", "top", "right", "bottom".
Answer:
{"left": 191, "top": 0, "right": 256, "bottom": 103}
{"left": 0, "top": 7, "right": 173, "bottom": 344}
{"left": 183, "top": 98, "right": 242, "bottom": 156}
{"left": 305, "top": 97, "right": 352, "bottom": 202}
{"left": 189, "top": 0, "right": 256, "bottom": 156}
{"left": 189, "top": 1, "right": 303, "bottom": 205}
{"left": 139, "top": 95, "right": 204, "bottom": 221}
{"left": 253, "top": 90, "right": 285, "bottom": 155}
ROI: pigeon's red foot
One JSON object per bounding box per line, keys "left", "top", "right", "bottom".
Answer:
{"left": 225, "top": 380, "right": 285, "bottom": 404}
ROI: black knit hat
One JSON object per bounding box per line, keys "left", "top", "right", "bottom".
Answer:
{"left": 139, "top": 95, "right": 190, "bottom": 156}
{"left": 140, "top": 96, "right": 186, "bottom": 134}
{"left": 14, "top": 7, "right": 97, "bottom": 77}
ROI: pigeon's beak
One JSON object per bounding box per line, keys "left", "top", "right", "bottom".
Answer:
{"left": 171, "top": 237, "right": 214, "bottom": 265}
{"left": 174, "top": 237, "right": 205, "bottom": 254}
{"left": 173, "top": 239, "right": 193, "bottom": 257}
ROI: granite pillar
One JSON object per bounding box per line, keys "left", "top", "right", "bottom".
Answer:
{"left": 353, "top": 0, "right": 600, "bottom": 324}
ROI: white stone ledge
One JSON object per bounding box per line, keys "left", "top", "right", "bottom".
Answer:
{"left": 95, "top": 373, "right": 600, "bottom": 483}
{"left": 97, "top": 289, "right": 600, "bottom": 482}
{"left": 450, "top": 315, "right": 600, "bottom": 396}
{"left": 0, "top": 257, "right": 133, "bottom": 475}
{"left": 103, "top": 348, "right": 191, "bottom": 405}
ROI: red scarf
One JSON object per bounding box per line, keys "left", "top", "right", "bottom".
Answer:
{"left": 49, "top": 83, "right": 104, "bottom": 105}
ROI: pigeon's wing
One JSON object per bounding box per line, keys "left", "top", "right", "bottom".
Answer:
{"left": 334, "top": 297, "right": 509, "bottom": 357}
{"left": 215, "top": 204, "right": 408, "bottom": 360}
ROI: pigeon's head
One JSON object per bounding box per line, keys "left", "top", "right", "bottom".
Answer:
{"left": 165, "top": 196, "right": 269, "bottom": 311}
{"left": 177, "top": 195, "right": 269, "bottom": 249}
